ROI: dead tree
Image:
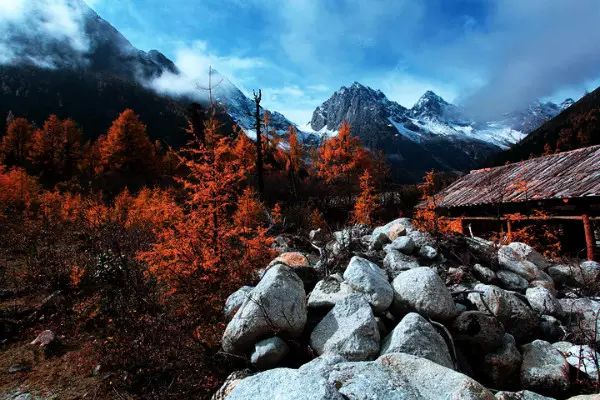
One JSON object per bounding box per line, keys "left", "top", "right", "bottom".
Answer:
{"left": 253, "top": 89, "right": 265, "bottom": 198}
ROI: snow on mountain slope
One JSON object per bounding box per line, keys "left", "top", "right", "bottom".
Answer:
{"left": 310, "top": 83, "right": 570, "bottom": 150}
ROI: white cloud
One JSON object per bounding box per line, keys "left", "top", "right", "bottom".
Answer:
{"left": 149, "top": 40, "right": 268, "bottom": 100}
{"left": 0, "top": 0, "right": 91, "bottom": 67}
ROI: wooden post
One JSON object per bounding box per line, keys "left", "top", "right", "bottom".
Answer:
{"left": 583, "top": 214, "right": 595, "bottom": 261}
{"left": 507, "top": 219, "right": 513, "bottom": 242}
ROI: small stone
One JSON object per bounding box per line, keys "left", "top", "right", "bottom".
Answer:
{"left": 497, "top": 270, "right": 529, "bottom": 290}
{"left": 251, "top": 337, "right": 290, "bottom": 369}
{"left": 308, "top": 275, "right": 355, "bottom": 308}
{"left": 224, "top": 286, "right": 253, "bottom": 320}
{"left": 473, "top": 263, "right": 496, "bottom": 283}
{"left": 418, "top": 245, "right": 438, "bottom": 260}
{"left": 387, "top": 236, "right": 415, "bottom": 255}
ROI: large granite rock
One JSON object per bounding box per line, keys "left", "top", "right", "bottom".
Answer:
{"left": 380, "top": 312, "right": 453, "bottom": 368}
{"left": 559, "top": 298, "right": 600, "bottom": 343}
{"left": 382, "top": 250, "right": 420, "bottom": 280}
{"left": 308, "top": 274, "right": 355, "bottom": 308}
{"left": 224, "top": 352, "right": 495, "bottom": 400}
{"left": 468, "top": 284, "right": 538, "bottom": 342}
{"left": 520, "top": 340, "right": 570, "bottom": 395}
{"left": 525, "top": 287, "right": 563, "bottom": 317}
{"left": 482, "top": 334, "right": 522, "bottom": 387}
{"left": 310, "top": 294, "right": 380, "bottom": 361}
{"left": 392, "top": 267, "right": 457, "bottom": 320}
{"left": 498, "top": 243, "right": 547, "bottom": 281}
{"left": 223, "top": 264, "right": 307, "bottom": 354}
{"left": 343, "top": 256, "right": 393, "bottom": 312}
{"left": 451, "top": 311, "right": 505, "bottom": 352}
{"left": 387, "top": 236, "right": 415, "bottom": 255}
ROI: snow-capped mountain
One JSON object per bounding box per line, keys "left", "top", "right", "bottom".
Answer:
{"left": 308, "top": 82, "right": 573, "bottom": 180}
{"left": 310, "top": 82, "right": 571, "bottom": 150}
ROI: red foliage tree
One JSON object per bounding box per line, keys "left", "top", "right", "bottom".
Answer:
{"left": 317, "top": 121, "right": 372, "bottom": 185}
{"left": 1, "top": 117, "right": 33, "bottom": 167}
{"left": 352, "top": 170, "right": 377, "bottom": 225}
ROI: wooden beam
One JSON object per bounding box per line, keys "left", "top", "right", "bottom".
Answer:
{"left": 451, "top": 215, "right": 600, "bottom": 222}
{"left": 583, "top": 214, "right": 595, "bottom": 261}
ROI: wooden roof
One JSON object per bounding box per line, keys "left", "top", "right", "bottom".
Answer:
{"left": 435, "top": 145, "right": 600, "bottom": 209}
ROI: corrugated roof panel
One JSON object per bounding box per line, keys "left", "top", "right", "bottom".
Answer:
{"left": 435, "top": 145, "right": 600, "bottom": 208}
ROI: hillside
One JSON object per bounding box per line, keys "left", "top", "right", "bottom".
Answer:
{"left": 494, "top": 87, "right": 600, "bottom": 164}
{"left": 0, "top": 65, "right": 189, "bottom": 144}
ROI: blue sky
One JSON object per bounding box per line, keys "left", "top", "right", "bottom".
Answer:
{"left": 10, "top": 0, "right": 600, "bottom": 124}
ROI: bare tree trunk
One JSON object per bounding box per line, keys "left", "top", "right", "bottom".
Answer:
{"left": 253, "top": 89, "right": 265, "bottom": 198}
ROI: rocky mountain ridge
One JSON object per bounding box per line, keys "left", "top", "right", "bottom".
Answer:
{"left": 310, "top": 82, "right": 572, "bottom": 149}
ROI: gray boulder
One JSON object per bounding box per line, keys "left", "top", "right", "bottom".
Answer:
{"left": 473, "top": 263, "right": 497, "bottom": 283}
{"left": 525, "top": 288, "right": 563, "bottom": 317}
{"left": 343, "top": 257, "right": 393, "bottom": 312}
{"left": 558, "top": 344, "right": 600, "bottom": 380}
{"left": 222, "top": 264, "right": 307, "bottom": 354}
{"left": 497, "top": 270, "right": 529, "bottom": 290}
{"left": 539, "top": 315, "right": 565, "bottom": 342}
{"left": 310, "top": 294, "right": 380, "bottom": 361}
{"left": 547, "top": 264, "right": 582, "bottom": 286}
{"left": 387, "top": 236, "right": 415, "bottom": 255}
{"left": 380, "top": 312, "right": 453, "bottom": 368}
{"left": 495, "top": 391, "right": 555, "bottom": 400}
{"left": 251, "top": 337, "right": 290, "bottom": 369}
{"left": 468, "top": 284, "right": 538, "bottom": 342}
{"left": 520, "top": 340, "right": 570, "bottom": 394}
{"left": 559, "top": 298, "right": 600, "bottom": 343}
{"left": 392, "top": 267, "right": 457, "bottom": 320}
{"left": 224, "top": 286, "right": 253, "bottom": 320}
{"left": 418, "top": 245, "right": 438, "bottom": 260}
{"left": 372, "top": 218, "right": 411, "bottom": 239}
{"left": 451, "top": 311, "right": 505, "bottom": 352}
{"left": 225, "top": 352, "right": 495, "bottom": 400}
{"left": 308, "top": 274, "right": 355, "bottom": 308}
{"left": 369, "top": 232, "right": 390, "bottom": 250}
{"left": 498, "top": 243, "right": 547, "bottom": 281}
{"left": 382, "top": 250, "right": 420, "bottom": 280}
{"left": 482, "top": 334, "right": 522, "bottom": 387}
{"left": 580, "top": 260, "right": 600, "bottom": 283}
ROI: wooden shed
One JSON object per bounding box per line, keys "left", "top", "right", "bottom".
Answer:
{"left": 433, "top": 145, "right": 600, "bottom": 260}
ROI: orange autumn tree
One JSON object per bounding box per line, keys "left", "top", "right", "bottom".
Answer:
{"left": 28, "top": 115, "right": 82, "bottom": 182}
{"left": 317, "top": 121, "right": 371, "bottom": 185}
{"left": 285, "top": 125, "right": 304, "bottom": 197}
{"left": 352, "top": 170, "right": 378, "bottom": 225}
{"left": 98, "top": 109, "right": 156, "bottom": 176}
{"left": 140, "top": 113, "right": 273, "bottom": 284}
{"left": 1, "top": 117, "right": 34, "bottom": 167}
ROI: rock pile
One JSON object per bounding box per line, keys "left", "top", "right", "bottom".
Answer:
{"left": 216, "top": 218, "right": 600, "bottom": 399}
